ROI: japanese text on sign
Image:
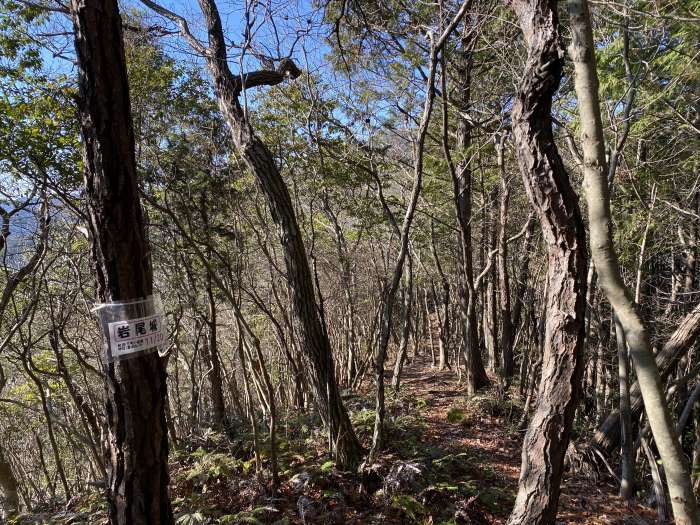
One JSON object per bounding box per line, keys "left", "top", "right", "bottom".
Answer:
{"left": 107, "top": 313, "right": 165, "bottom": 357}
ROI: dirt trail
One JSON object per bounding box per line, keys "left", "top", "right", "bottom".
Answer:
{"left": 391, "top": 356, "right": 659, "bottom": 524}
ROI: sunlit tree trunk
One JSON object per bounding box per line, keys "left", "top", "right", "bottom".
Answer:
{"left": 430, "top": 220, "right": 450, "bottom": 370}
{"left": 484, "top": 199, "right": 498, "bottom": 371}
{"left": 568, "top": 0, "right": 698, "bottom": 521}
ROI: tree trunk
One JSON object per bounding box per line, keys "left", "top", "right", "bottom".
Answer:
{"left": 188, "top": 322, "right": 202, "bottom": 431}
{"left": 238, "top": 317, "right": 280, "bottom": 490}
{"left": 594, "top": 301, "right": 700, "bottom": 452}
{"left": 642, "top": 435, "right": 670, "bottom": 522}
{"left": 511, "top": 215, "right": 535, "bottom": 338}
{"left": 594, "top": 333, "right": 607, "bottom": 424}
{"left": 51, "top": 331, "right": 106, "bottom": 479}
{"left": 507, "top": 1, "right": 588, "bottom": 523}
{"left": 204, "top": 278, "right": 226, "bottom": 428}
{"left": 371, "top": 90, "right": 432, "bottom": 456}
{"left": 676, "top": 381, "right": 700, "bottom": 437}
{"left": 634, "top": 187, "right": 655, "bottom": 305}
{"left": 424, "top": 288, "right": 437, "bottom": 367}
{"left": 453, "top": 16, "right": 489, "bottom": 394}
{"left": 485, "top": 199, "right": 499, "bottom": 371}
{"left": 322, "top": 199, "right": 359, "bottom": 387}
{"left": 236, "top": 326, "right": 261, "bottom": 473}
{"left": 437, "top": 281, "right": 450, "bottom": 370}
{"left": 412, "top": 292, "right": 423, "bottom": 359}
{"left": 392, "top": 254, "right": 414, "bottom": 392}
{"left": 367, "top": 6, "right": 474, "bottom": 453}
{"left": 70, "top": 0, "right": 174, "bottom": 522}
{"left": 200, "top": 195, "right": 226, "bottom": 429}
{"left": 430, "top": 220, "right": 451, "bottom": 370}
{"left": 22, "top": 356, "right": 72, "bottom": 500}
{"left": 184, "top": 0, "right": 363, "bottom": 469}
{"left": 496, "top": 135, "right": 514, "bottom": 377}
{"left": 584, "top": 263, "right": 598, "bottom": 395}
{"left": 615, "top": 315, "right": 634, "bottom": 499}
{"left": 0, "top": 446, "right": 19, "bottom": 517}
{"left": 568, "top": 0, "right": 699, "bottom": 520}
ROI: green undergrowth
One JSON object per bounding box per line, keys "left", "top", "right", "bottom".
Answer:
{"left": 11, "top": 385, "right": 522, "bottom": 524}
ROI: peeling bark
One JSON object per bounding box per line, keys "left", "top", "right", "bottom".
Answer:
{"left": 507, "top": 1, "right": 588, "bottom": 523}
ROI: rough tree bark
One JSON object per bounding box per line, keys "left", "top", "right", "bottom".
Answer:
{"left": 69, "top": 0, "right": 174, "bottom": 522}
{"left": 506, "top": 1, "right": 588, "bottom": 523}
{"left": 568, "top": 0, "right": 699, "bottom": 521}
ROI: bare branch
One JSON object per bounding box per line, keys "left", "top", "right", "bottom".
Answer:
{"left": 137, "top": 0, "right": 208, "bottom": 56}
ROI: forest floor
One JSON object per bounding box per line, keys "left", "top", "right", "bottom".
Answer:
{"left": 18, "top": 356, "right": 662, "bottom": 525}
{"left": 363, "top": 358, "right": 660, "bottom": 525}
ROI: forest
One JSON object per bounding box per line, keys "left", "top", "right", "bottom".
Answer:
{"left": 0, "top": 0, "right": 698, "bottom": 523}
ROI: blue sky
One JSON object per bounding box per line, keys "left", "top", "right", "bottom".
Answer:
{"left": 36, "top": 0, "right": 334, "bottom": 83}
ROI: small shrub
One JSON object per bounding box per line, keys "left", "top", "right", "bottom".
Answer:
{"left": 446, "top": 407, "right": 465, "bottom": 423}
{"left": 176, "top": 511, "right": 210, "bottom": 525}
{"left": 351, "top": 408, "right": 376, "bottom": 431}
{"left": 391, "top": 494, "right": 428, "bottom": 524}
{"left": 184, "top": 452, "right": 241, "bottom": 486}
